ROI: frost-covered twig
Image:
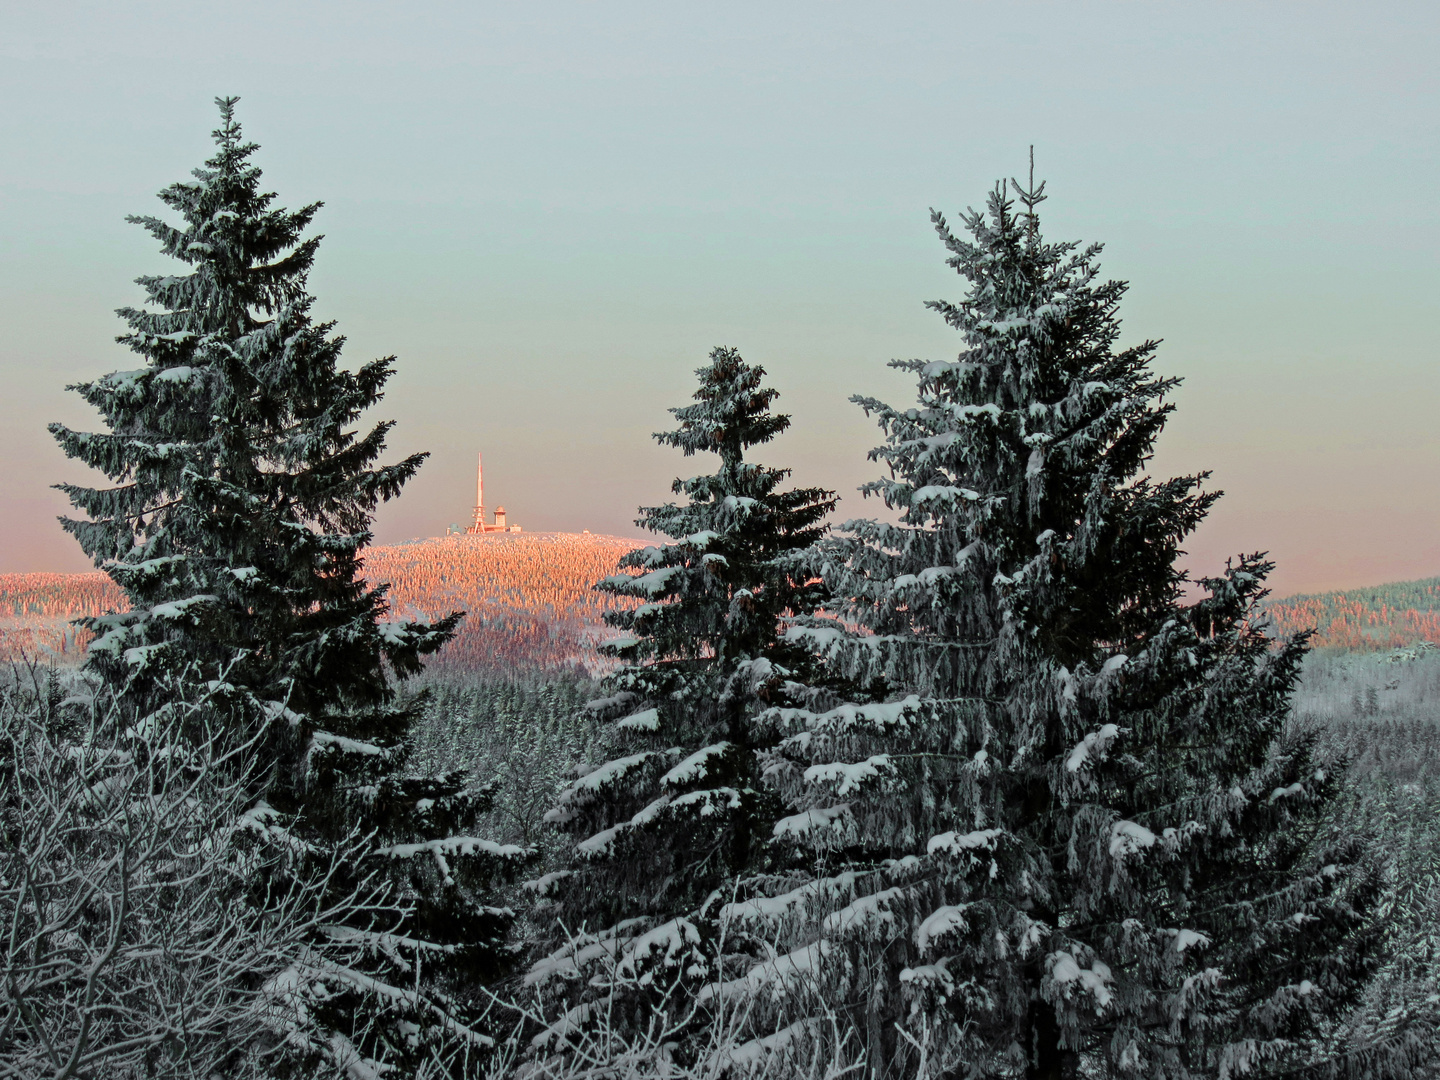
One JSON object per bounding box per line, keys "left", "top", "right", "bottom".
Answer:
{"left": 0, "top": 666, "right": 399, "bottom": 1080}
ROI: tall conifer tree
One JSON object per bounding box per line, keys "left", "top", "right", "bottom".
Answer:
{"left": 531, "top": 348, "right": 833, "bottom": 1014}
{"left": 50, "top": 99, "right": 523, "bottom": 1072}
{"left": 715, "top": 180, "right": 1379, "bottom": 1078}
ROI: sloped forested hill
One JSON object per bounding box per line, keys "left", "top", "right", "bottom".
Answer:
{"left": 0, "top": 532, "right": 642, "bottom": 672}
{"left": 0, "top": 573, "right": 126, "bottom": 662}
{"left": 1266, "top": 576, "right": 1440, "bottom": 650}
{"left": 366, "top": 532, "right": 641, "bottom": 673}
{"left": 10, "top": 547, "right": 1438, "bottom": 663}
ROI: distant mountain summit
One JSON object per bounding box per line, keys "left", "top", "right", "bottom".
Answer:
{"left": 0, "top": 532, "right": 642, "bottom": 673}
{"left": 366, "top": 532, "right": 642, "bottom": 673}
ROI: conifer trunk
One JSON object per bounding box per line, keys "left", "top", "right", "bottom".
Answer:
{"left": 1027, "top": 998, "right": 1066, "bottom": 1080}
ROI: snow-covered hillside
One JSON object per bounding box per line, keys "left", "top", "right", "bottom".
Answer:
{"left": 0, "top": 532, "right": 642, "bottom": 672}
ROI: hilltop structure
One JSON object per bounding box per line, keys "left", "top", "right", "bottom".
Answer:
{"left": 466, "top": 452, "right": 521, "bottom": 534}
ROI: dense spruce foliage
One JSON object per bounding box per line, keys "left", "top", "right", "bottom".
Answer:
{"left": 409, "top": 673, "right": 601, "bottom": 856}
{"left": 47, "top": 99, "right": 521, "bottom": 1073}
{"left": 529, "top": 348, "right": 835, "bottom": 1027}
{"left": 1293, "top": 649, "right": 1440, "bottom": 1074}
{"left": 50, "top": 98, "right": 458, "bottom": 716}
{"left": 706, "top": 181, "right": 1383, "bottom": 1079}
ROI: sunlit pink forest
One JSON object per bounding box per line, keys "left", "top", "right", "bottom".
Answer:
{"left": 5, "top": 535, "right": 1438, "bottom": 667}
{"left": 0, "top": 532, "right": 641, "bottom": 670}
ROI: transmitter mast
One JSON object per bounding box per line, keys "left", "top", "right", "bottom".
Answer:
{"left": 464, "top": 452, "right": 521, "bottom": 534}
{"left": 473, "top": 452, "right": 485, "bottom": 533}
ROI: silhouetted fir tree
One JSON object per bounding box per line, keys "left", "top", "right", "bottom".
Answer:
{"left": 716, "top": 179, "right": 1382, "bottom": 1078}
{"left": 530, "top": 347, "right": 834, "bottom": 1015}
{"left": 49, "top": 98, "right": 524, "bottom": 1072}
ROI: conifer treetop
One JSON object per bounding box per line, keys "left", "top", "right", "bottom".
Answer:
{"left": 657, "top": 346, "right": 789, "bottom": 469}
{"left": 123, "top": 96, "right": 322, "bottom": 337}
{"left": 711, "top": 179, "right": 1379, "bottom": 1080}
{"left": 49, "top": 96, "right": 447, "bottom": 718}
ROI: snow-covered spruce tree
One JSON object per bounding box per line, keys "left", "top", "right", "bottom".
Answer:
{"left": 714, "top": 181, "right": 1381, "bottom": 1079}
{"left": 49, "top": 99, "right": 525, "bottom": 1071}
{"left": 529, "top": 348, "right": 834, "bottom": 1028}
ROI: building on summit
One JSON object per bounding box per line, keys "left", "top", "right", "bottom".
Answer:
{"left": 465, "top": 452, "right": 522, "bottom": 534}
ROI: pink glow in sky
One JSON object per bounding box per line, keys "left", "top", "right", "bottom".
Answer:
{"left": 2, "top": 2, "right": 1436, "bottom": 598}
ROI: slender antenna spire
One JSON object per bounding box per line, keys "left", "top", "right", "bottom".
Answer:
{"left": 473, "top": 452, "right": 485, "bottom": 531}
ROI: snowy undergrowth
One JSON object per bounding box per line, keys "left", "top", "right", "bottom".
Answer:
{"left": 1293, "top": 646, "right": 1440, "bottom": 734}
{"left": 0, "top": 664, "right": 403, "bottom": 1080}
{"left": 484, "top": 920, "right": 872, "bottom": 1080}
{"left": 1291, "top": 649, "right": 1440, "bottom": 1076}
{"left": 408, "top": 672, "right": 601, "bottom": 856}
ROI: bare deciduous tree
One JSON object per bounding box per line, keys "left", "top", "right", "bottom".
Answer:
{"left": 0, "top": 668, "right": 398, "bottom": 1080}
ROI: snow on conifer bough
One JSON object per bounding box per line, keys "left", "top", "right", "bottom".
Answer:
{"left": 719, "top": 176, "right": 1390, "bottom": 1078}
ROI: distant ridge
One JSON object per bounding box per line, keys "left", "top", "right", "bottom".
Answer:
{"left": 11, "top": 541, "right": 1431, "bottom": 662}
{"left": 366, "top": 533, "right": 642, "bottom": 673}
{"left": 1265, "top": 576, "right": 1440, "bottom": 651}
{"left": 0, "top": 532, "right": 644, "bottom": 672}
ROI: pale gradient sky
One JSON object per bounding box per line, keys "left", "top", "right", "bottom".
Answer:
{"left": 2, "top": 1, "right": 1436, "bottom": 596}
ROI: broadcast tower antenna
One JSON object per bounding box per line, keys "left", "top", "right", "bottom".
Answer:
{"left": 473, "top": 452, "right": 485, "bottom": 532}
